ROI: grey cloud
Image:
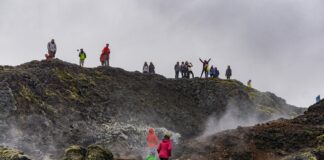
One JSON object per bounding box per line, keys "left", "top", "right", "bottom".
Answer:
{"left": 0, "top": 0, "right": 323, "bottom": 107}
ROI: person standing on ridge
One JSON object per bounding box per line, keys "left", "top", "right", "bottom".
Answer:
{"left": 47, "top": 39, "right": 57, "bottom": 59}
{"left": 78, "top": 49, "right": 87, "bottom": 67}
{"left": 199, "top": 58, "right": 211, "bottom": 78}
{"left": 210, "top": 65, "right": 215, "bottom": 78}
{"left": 180, "top": 62, "right": 185, "bottom": 78}
{"left": 102, "top": 43, "right": 110, "bottom": 66}
{"left": 149, "top": 62, "right": 155, "bottom": 74}
{"left": 143, "top": 62, "right": 149, "bottom": 73}
{"left": 187, "top": 62, "right": 194, "bottom": 78}
{"left": 174, "top": 62, "right": 180, "bottom": 79}
{"left": 226, "top": 65, "right": 232, "bottom": 80}
{"left": 184, "top": 61, "right": 189, "bottom": 78}
{"left": 247, "top": 80, "right": 252, "bottom": 88}
{"left": 146, "top": 128, "right": 159, "bottom": 159}
{"left": 316, "top": 95, "right": 321, "bottom": 103}
{"left": 157, "top": 133, "right": 172, "bottom": 160}
{"left": 214, "top": 67, "right": 220, "bottom": 78}
{"left": 100, "top": 52, "right": 105, "bottom": 66}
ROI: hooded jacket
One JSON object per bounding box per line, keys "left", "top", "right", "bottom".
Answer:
{"left": 157, "top": 139, "right": 172, "bottom": 158}
{"left": 147, "top": 128, "right": 158, "bottom": 148}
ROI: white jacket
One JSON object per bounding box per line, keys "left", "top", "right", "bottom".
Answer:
{"left": 47, "top": 42, "right": 57, "bottom": 52}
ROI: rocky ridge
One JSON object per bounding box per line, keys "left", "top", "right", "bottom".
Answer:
{"left": 0, "top": 59, "right": 304, "bottom": 159}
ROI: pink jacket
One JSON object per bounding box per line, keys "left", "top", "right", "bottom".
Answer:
{"left": 157, "top": 139, "right": 172, "bottom": 158}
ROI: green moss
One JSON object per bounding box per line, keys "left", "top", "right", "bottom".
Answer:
{"left": 257, "top": 105, "right": 276, "bottom": 116}
{"left": 317, "top": 134, "right": 324, "bottom": 145}
{"left": 63, "top": 145, "right": 86, "bottom": 160}
{"left": 44, "top": 88, "right": 57, "bottom": 97}
{"left": 247, "top": 91, "right": 258, "bottom": 101}
{"left": 316, "top": 145, "right": 324, "bottom": 151}
{"left": 0, "top": 147, "right": 30, "bottom": 160}
{"left": 54, "top": 69, "right": 74, "bottom": 81}
{"left": 20, "top": 85, "right": 36, "bottom": 102}
{"left": 301, "top": 152, "right": 317, "bottom": 160}
{"left": 86, "top": 145, "right": 113, "bottom": 160}
{"left": 67, "top": 89, "right": 80, "bottom": 101}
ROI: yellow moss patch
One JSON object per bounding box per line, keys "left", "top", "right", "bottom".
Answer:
{"left": 54, "top": 69, "right": 74, "bottom": 81}
{"left": 20, "top": 85, "right": 35, "bottom": 102}
{"left": 301, "top": 152, "right": 317, "bottom": 160}
{"left": 317, "top": 134, "right": 324, "bottom": 145}
{"left": 44, "top": 88, "right": 57, "bottom": 97}
{"left": 257, "top": 105, "right": 276, "bottom": 116}
{"left": 0, "top": 147, "right": 28, "bottom": 159}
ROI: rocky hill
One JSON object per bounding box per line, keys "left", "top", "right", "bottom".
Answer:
{"left": 179, "top": 99, "right": 324, "bottom": 160}
{"left": 0, "top": 59, "right": 304, "bottom": 159}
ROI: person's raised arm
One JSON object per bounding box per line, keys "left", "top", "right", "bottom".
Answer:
{"left": 208, "top": 58, "right": 211, "bottom": 63}
{"left": 199, "top": 58, "right": 203, "bottom": 63}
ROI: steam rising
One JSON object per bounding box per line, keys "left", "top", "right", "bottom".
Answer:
{"left": 200, "top": 99, "right": 289, "bottom": 139}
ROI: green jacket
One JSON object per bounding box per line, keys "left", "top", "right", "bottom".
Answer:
{"left": 79, "top": 52, "right": 87, "bottom": 60}
{"left": 146, "top": 155, "right": 156, "bottom": 160}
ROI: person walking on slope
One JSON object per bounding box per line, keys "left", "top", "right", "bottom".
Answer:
{"left": 102, "top": 43, "right": 110, "bottom": 66}
{"left": 149, "top": 62, "right": 155, "bottom": 74}
{"left": 146, "top": 128, "right": 159, "bottom": 160}
{"left": 226, "top": 65, "right": 232, "bottom": 80}
{"left": 157, "top": 134, "right": 172, "bottom": 160}
{"left": 143, "top": 62, "right": 149, "bottom": 73}
{"left": 187, "top": 62, "right": 194, "bottom": 78}
{"left": 46, "top": 39, "right": 57, "bottom": 60}
{"left": 199, "top": 58, "right": 211, "bottom": 78}
{"left": 78, "top": 49, "right": 87, "bottom": 67}
{"left": 174, "top": 62, "right": 180, "bottom": 79}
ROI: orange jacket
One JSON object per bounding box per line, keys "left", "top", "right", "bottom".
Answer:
{"left": 147, "top": 128, "right": 158, "bottom": 147}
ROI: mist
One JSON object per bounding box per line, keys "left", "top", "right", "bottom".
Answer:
{"left": 199, "top": 99, "right": 291, "bottom": 139}
{"left": 1, "top": 1, "right": 324, "bottom": 107}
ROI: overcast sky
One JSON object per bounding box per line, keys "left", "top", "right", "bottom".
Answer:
{"left": 0, "top": 0, "right": 323, "bottom": 107}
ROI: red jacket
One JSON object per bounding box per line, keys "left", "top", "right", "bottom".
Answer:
{"left": 100, "top": 53, "right": 105, "bottom": 62}
{"left": 157, "top": 139, "right": 172, "bottom": 158}
{"left": 102, "top": 47, "right": 110, "bottom": 55}
{"left": 147, "top": 128, "right": 159, "bottom": 147}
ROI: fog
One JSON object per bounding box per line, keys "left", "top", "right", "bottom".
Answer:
{"left": 1, "top": 0, "right": 324, "bottom": 107}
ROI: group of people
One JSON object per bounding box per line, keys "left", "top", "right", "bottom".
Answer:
{"left": 44, "top": 39, "right": 242, "bottom": 83}
{"left": 45, "top": 39, "right": 111, "bottom": 67}
{"left": 146, "top": 128, "right": 172, "bottom": 160}
{"left": 143, "top": 62, "right": 155, "bottom": 74}
{"left": 174, "top": 61, "right": 194, "bottom": 79}
{"left": 174, "top": 58, "right": 233, "bottom": 80}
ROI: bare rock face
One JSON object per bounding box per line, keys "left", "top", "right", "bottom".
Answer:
{"left": 0, "top": 59, "right": 305, "bottom": 159}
